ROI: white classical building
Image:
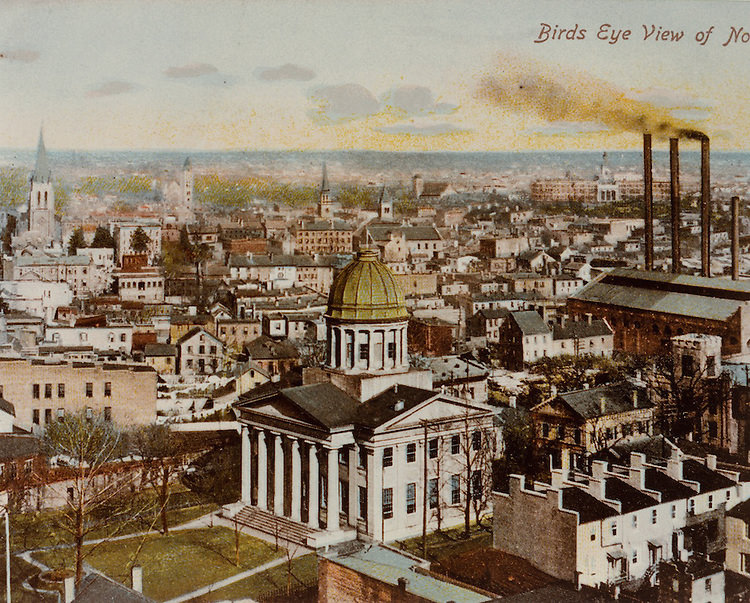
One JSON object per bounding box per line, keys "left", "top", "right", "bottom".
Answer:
{"left": 232, "top": 249, "right": 498, "bottom": 546}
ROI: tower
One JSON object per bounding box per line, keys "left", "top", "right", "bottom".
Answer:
{"left": 318, "top": 162, "right": 331, "bottom": 219}
{"left": 378, "top": 186, "right": 393, "bottom": 222}
{"left": 182, "top": 156, "right": 193, "bottom": 211}
{"left": 27, "top": 128, "right": 56, "bottom": 241}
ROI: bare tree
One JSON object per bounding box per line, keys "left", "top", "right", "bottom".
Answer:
{"left": 42, "top": 411, "right": 139, "bottom": 584}
{"left": 132, "top": 423, "right": 186, "bottom": 535}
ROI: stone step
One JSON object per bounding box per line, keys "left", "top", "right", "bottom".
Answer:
{"left": 231, "top": 506, "right": 320, "bottom": 546}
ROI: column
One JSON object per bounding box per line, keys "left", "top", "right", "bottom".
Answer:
{"left": 273, "top": 433, "right": 284, "bottom": 516}
{"left": 326, "top": 447, "right": 340, "bottom": 532}
{"left": 367, "top": 447, "right": 382, "bottom": 540}
{"left": 308, "top": 443, "right": 319, "bottom": 529}
{"left": 401, "top": 327, "right": 408, "bottom": 368}
{"left": 368, "top": 327, "right": 376, "bottom": 371}
{"left": 290, "top": 439, "right": 302, "bottom": 521}
{"left": 257, "top": 431, "right": 267, "bottom": 510}
{"left": 348, "top": 446, "right": 358, "bottom": 527}
{"left": 241, "top": 425, "right": 251, "bottom": 504}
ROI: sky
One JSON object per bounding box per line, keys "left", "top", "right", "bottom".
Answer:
{"left": 2, "top": 0, "right": 750, "bottom": 152}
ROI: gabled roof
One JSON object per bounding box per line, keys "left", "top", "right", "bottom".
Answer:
{"left": 0, "top": 434, "right": 38, "bottom": 460}
{"left": 682, "top": 459, "right": 735, "bottom": 493}
{"left": 143, "top": 343, "right": 176, "bottom": 357}
{"left": 561, "top": 487, "right": 617, "bottom": 523}
{"left": 300, "top": 219, "right": 353, "bottom": 232}
{"left": 281, "top": 383, "right": 360, "bottom": 429}
{"left": 72, "top": 572, "right": 154, "bottom": 603}
{"left": 244, "top": 335, "right": 300, "bottom": 360}
{"left": 555, "top": 381, "right": 652, "bottom": 420}
{"left": 357, "top": 385, "right": 436, "bottom": 429}
{"left": 510, "top": 311, "right": 550, "bottom": 336}
{"left": 176, "top": 326, "right": 222, "bottom": 346}
{"left": 644, "top": 468, "right": 696, "bottom": 502}
{"left": 604, "top": 477, "right": 657, "bottom": 513}
{"left": 552, "top": 319, "right": 612, "bottom": 341}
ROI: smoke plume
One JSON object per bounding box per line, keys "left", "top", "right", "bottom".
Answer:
{"left": 478, "top": 56, "right": 705, "bottom": 140}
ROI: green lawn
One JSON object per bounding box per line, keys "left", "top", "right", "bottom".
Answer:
{"left": 11, "top": 501, "right": 218, "bottom": 553}
{"left": 197, "top": 553, "right": 318, "bottom": 601}
{"left": 394, "top": 521, "right": 493, "bottom": 562}
{"left": 32, "top": 527, "right": 283, "bottom": 601}
{"left": 0, "top": 554, "right": 58, "bottom": 603}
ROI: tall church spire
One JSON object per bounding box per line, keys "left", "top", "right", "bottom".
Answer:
{"left": 33, "top": 128, "right": 51, "bottom": 183}
{"left": 320, "top": 161, "right": 329, "bottom": 194}
{"left": 318, "top": 162, "right": 331, "bottom": 219}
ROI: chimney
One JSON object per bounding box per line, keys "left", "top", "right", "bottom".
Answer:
{"left": 701, "top": 136, "right": 711, "bottom": 277}
{"left": 131, "top": 565, "right": 143, "bottom": 593}
{"left": 732, "top": 196, "right": 741, "bottom": 280}
{"left": 64, "top": 576, "right": 75, "bottom": 603}
{"left": 549, "top": 384, "right": 557, "bottom": 399}
{"left": 397, "top": 577, "right": 409, "bottom": 592}
{"left": 643, "top": 133, "right": 654, "bottom": 270}
{"left": 670, "top": 138, "right": 681, "bottom": 274}
{"left": 600, "top": 396, "right": 606, "bottom": 415}
{"left": 706, "top": 454, "right": 717, "bottom": 471}
{"left": 632, "top": 389, "right": 638, "bottom": 409}
{"left": 508, "top": 395, "right": 517, "bottom": 409}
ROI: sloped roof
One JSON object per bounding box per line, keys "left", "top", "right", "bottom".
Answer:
{"left": 552, "top": 320, "right": 612, "bottom": 340}
{"left": 644, "top": 468, "right": 696, "bottom": 502}
{"left": 682, "top": 459, "right": 735, "bottom": 493}
{"left": 143, "top": 343, "right": 176, "bottom": 357}
{"left": 561, "top": 487, "right": 617, "bottom": 523}
{"left": 281, "top": 382, "right": 360, "bottom": 429}
{"left": 356, "top": 385, "right": 436, "bottom": 429}
{"left": 72, "top": 572, "right": 154, "bottom": 603}
{"left": 604, "top": 477, "right": 657, "bottom": 513}
{"left": 570, "top": 267, "right": 750, "bottom": 321}
{"left": 244, "top": 335, "right": 300, "bottom": 360}
{"left": 300, "top": 219, "right": 353, "bottom": 232}
{"left": 557, "top": 381, "right": 652, "bottom": 420}
{"left": 33, "top": 129, "right": 50, "bottom": 182}
{"left": 510, "top": 311, "right": 550, "bottom": 336}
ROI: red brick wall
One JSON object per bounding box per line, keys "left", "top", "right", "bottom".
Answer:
{"left": 318, "top": 558, "right": 429, "bottom": 603}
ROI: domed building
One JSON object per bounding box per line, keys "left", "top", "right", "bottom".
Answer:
{"left": 233, "top": 249, "right": 497, "bottom": 546}
{"left": 325, "top": 248, "right": 409, "bottom": 375}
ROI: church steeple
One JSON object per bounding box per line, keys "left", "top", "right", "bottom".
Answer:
{"left": 318, "top": 162, "right": 331, "bottom": 219}
{"left": 33, "top": 128, "right": 51, "bottom": 183}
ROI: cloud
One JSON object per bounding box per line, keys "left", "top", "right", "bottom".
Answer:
{"left": 164, "top": 63, "right": 219, "bottom": 78}
{"left": 0, "top": 49, "right": 40, "bottom": 63}
{"left": 627, "top": 87, "right": 713, "bottom": 110}
{"left": 308, "top": 83, "right": 380, "bottom": 123}
{"left": 381, "top": 85, "right": 458, "bottom": 116}
{"left": 524, "top": 121, "right": 609, "bottom": 137}
{"left": 257, "top": 63, "right": 315, "bottom": 82}
{"left": 377, "top": 117, "right": 468, "bottom": 136}
{"left": 87, "top": 81, "right": 135, "bottom": 98}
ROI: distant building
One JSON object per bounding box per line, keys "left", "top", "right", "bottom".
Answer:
{"left": 295, "top": 220, "right": 354, "bottom": 256}
{"left": 27, "top": 130, "right": 56, "bottom": 243}
{"left": 176, "top": 327, "right": 224, "bottom": 375}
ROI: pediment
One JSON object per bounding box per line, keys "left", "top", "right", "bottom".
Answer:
{"left": 533, "top": 398, "right": 580, "bottom": 420}
{"left": 378, "top": 397, "right": 491, "bottom": 432}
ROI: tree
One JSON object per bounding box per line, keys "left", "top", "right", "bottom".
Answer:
{"left": 494, "top": 408, "right": 548, "bottom": 493}
{"left": 1, "top": 214, "right": 16, "bottom": 255}
{"left": 130, "top": 226, "right": 151, "bottom": 254}
{"left": 42, "top": 411, "right": 138, "bottom": 584}
{"left": 132, "top": 424, "right": 185, "bottom": 535}
{"left": 91, "top": 225, "right": 115, "bottom": 249}
{"left": 67, "top": 227, "right": 86, "bottom": 256}
{"left": 182, "top": 440, "right": 240, "bottom": 504}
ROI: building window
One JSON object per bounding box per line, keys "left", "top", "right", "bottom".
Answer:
{"left": 57, "top": 408, "right": 65, "bottom": 422}
{"left": 689, "top": 499, "right": 695, "bottom": 515}
{"left": 44, "top": 384, "right": 52, "bottom": 398}
{"left": 451, "top": 435, "right": 460, "bottom": 454}
{"left": 542, "top": 423, "right": 549, "bottom": 438}
{"left": 383, "top": 447, "right": 393, "bottom": 468}
{"left": 359, "top": 486, "right": 367, "bottom": 519}
{"left": 104, "top": 407, "right": 112, "bottom": 422}
{"left": 58, "top": 384, "right": 65, "bottom": 398}
{"left": 32, "top": 384, "right": 39, "bottom": 399}
{"left": 652, "top": 509, "right": 657, "bottom": 524}
{"left": 428, "top": 478, "right": 438, "bottom": 509}
{"left": 742, "top": 553, "right": 750, "bottom": 573}
{"left": 451, "top": 475, "right": 460, "bottom": 504}
{"left": 387, "top": 342, "right": 396, "bottom": 360}
{"left": 705, "top": 578, "right": 712, "bottom": 593}
{"left": 85, "top": 382, "right": 93, "bottom": 398}
{"left": 33, "top": 409, "right": 39, "bottom": 425}
{"left": 406, "top": 483, "right": 416, "bottom": 514}
{"left": 632, "top": 550, "right": 638, "bottom": 565}
{"left": 359, "top": 343, "right": 369, "bottom": 362}
{"left": 611, "top": 521, "right": 617, "bottom": 537}
{"left": 671, "top": 505, "right": 677, "bottom": 519}
{"left": 85, "top": 407, "right": 93, "bottom": 422}
{"left": 428, "top": 438, "right": 438, "bottom": 459}
{"left": 708, "top": 494, "right": 713, "bottom": 509}
{"left": 358, "top": 446, "right": 367, "bottom": 468}
{"left": 24, "top": 459, "right": 32, "bottom": 474}
{"left": 44, "top": 409, "right": 51, "bottom": 424}
{"left": 383, "top": 488, "right": 393, "bottom": 519}
{"left": 632, "top": 515, "right": 638, "bottom": 528}
{"left": 472, "top": 431, "right": 482, "bottom": 451}
{"left": 104, "top": 382, "right": 112, "bottom": 397}
{"left": 406, "top": 443, "right": 416, "bottom": 463}
{"left": 472, "top": 470, "right": 482, "bottom": 500}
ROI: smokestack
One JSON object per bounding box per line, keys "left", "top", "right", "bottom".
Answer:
{"left": 701, "top": 136, "right": 711, "bottom": 277}
{"left": 643, "top": 133, "right": 654, "bottom": 271}
{"left": 670, "top": 138, "right": 681, "bottom": 274}
{"left": 732, "top": 196, "right": 741, "bottom": 280}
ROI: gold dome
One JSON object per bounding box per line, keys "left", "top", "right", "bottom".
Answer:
{"left": 326, "top": 249, "right": 408, "bottom": 322}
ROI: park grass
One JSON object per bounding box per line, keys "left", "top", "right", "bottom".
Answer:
{"left": 394, "top": 521, "right": 493, "bottom": 562}
{"left": 0, "top": 554, "right": 57, "bottom": 603}
{"left": 197, "top": 552, "right": 318, "bottom": 602}
{"left": 11, "top": 500, "right": 219, "bottom": 553}
{"left": 32, "top": 527, "right": 284, "bottom": 601}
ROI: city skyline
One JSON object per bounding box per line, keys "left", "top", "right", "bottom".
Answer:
{"left": 2, "top": 0, "right": 749, "bottom": 151}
